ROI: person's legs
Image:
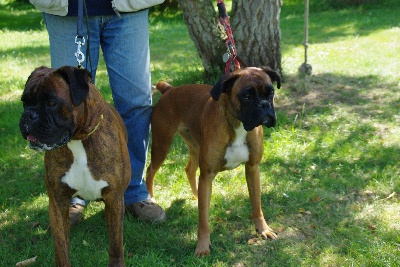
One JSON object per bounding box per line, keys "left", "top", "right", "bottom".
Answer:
{"left": 100, "top": 10, "right": 152, "bottom": 205}
{"left": 98, "top": 10, "right": 165, "bottom": 222}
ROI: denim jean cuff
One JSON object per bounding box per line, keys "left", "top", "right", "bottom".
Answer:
{"left": 70, "top": 197, "right": 89, "bottom": 206}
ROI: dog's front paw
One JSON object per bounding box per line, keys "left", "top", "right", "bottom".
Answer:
{"left": 255, "top": 218, "right": 277, "bottom": 239}
{"left": 258, "top": 226, "right": 277, "bottom": 239}
{"left": 194, "top": 239, "right": 211, "bottom": 256}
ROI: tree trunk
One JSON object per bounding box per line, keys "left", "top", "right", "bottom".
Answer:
{"left": 177, "top": 0, "right": 226, "bottom": 79}
{"left": 177, "top": 0, "right": 282, "bottom": 79}
{"left": 231, "top": 0, "right": 282, "bottom": 76}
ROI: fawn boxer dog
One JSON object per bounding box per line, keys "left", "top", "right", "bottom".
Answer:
{"left": 146, "top": 66, "right": 281, "bottom": 256}
{"left": 19, "top": 66, "right": 130, "bottom": 267}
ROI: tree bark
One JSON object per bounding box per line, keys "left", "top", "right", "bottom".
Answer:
{"left": 231, "top": 0, "right": 282, "bottom": 76}
{"left": 177, "top": 0, "right": 282, "bottom": 79}
{"left": 177, "top": 0, "right": 226, "bottom": 79}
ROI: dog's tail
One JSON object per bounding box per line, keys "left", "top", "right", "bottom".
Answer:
{"left": 155, "top": 81, "right": 172, "bottom": 95}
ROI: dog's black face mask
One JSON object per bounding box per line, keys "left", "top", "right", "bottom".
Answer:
{"left": 237, "top": 84, "right": 276, "bottom": 131}
{"left": 210, "top": 66, "right": 281, "bottom": 131}
{"left": 19, "top": 66, "right": 90, "bottom": 151}
{"left": 19, "top": 95, "right": 74, "bottom": 151}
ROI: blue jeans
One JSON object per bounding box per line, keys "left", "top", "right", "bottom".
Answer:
{"left": 43, "top": 10, "right": 152, "bottom": 206}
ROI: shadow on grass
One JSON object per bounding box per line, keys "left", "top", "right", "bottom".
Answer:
{"left": 1, "top": 70, "right": 399, "bottom": 265}
{"left": 278, "top": 73, "right": 399, "bottom": 119}
{"left": 256, "top": 140, "right": 400, "bottom": 265}
{"left": 127, "top": 71, "right": 399, "bottom": 265}
{"left": 122, "top": 72, "right": 398, "bottom": 265}
{"left": 0, "top": 45, "right": 49, "bottom": 59}
{"left": 0, "top": 3, "right": 43, "bottom": 31}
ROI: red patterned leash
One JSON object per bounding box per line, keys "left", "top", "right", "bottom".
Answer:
{"left": 217, "top": 0, "right": 248, "bottom": 74}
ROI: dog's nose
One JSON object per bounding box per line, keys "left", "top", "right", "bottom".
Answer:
{"left": 263, "top": 116, "right": 276, "bottom": 128}
{"left": 258, "top": 100, "right": 271, "bottom": 109}
{"left": 23, "top": 110, "right": 39, "bottom": 122}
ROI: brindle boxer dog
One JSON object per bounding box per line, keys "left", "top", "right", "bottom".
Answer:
{"left": 19, "top": 66, "right": 130, "bottom": 267}
{"left": 146, "top": 66, "right": 281, "bottom": 256}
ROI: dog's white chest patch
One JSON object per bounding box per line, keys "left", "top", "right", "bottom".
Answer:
{"left": 224, "top": 124, "right": 249, "bottom": 169}
{"left": 61, "top": 140, "right": 108, "bottom": 200}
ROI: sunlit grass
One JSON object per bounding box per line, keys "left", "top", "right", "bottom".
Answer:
{"left": 1, "top": 1, "right": 400, "bottom": 266}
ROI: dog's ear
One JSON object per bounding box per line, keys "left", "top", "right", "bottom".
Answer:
{"left": 56, "top": 66, "right": 91, "bottom": 106}
{"left": 210, "top": 74, "right": 227, "bottom": 101}
{"left": 210, "top": 74, "right": 238, "bottom": 101}
{"left": 261, "top": 66, "right": 281, "bottom": 89}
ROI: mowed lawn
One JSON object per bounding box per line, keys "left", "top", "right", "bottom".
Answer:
{"left": 0, "top": 1, "right": 399, "bottom": 266}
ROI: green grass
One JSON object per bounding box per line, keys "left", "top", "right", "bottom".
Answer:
{"left": 1, "top": 1, "right": 400, "bottom": 266}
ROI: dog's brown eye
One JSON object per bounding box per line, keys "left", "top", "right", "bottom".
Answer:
{"left": 46, "top": 101, "right": 56, "bottom": 108}
{"left": 244, "top": 90, "right": 255, "bottom": 100}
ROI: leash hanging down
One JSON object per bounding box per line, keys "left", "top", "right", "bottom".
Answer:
{"left": 74, "top": 0, "right": 93, "bottom": 75}
{"left": 217, "top": 0, "right": 248, "bottom": 74}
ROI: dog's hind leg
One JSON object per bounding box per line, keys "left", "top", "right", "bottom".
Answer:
{"left": 185, "top": 148, "right": 199, "bottom": 198}
{"left": 146, "top": 125, "right": 176, "bottom": 198}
